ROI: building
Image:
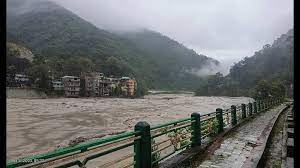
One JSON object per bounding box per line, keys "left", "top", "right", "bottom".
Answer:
{"left": 120, "top": 77, "right": 136, "bottom": 97}
{"left": 81, "top": 72, "right": 104, "bottom": 97}
{"left": 14, "top": 74, "right": 30, "bottom": 87}
{"left": 51, "top": 81, "right": 64, "bottom": 91}
{"left": 99, "top": 80, "right": 110, "bottom": 96}
{"left": 99, "top": 79, "right": 116, "bottom": 96}
{"left": 126, "top": 79, "right": 136, "bottom": 96}
{"left": 62, "top": 76, "right": 80, "bottom": 97}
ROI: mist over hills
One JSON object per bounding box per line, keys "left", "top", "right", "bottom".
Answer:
{"left": 195, "top": 28, "right": 294, "bottom": 97}
{"left": 7, "top": 0, "right": 220, "bottom": 90}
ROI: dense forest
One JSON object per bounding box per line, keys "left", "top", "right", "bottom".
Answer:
{"left": 7, "top": 0, "right": 219, "bottom": 92}
{"left": 195, "top": 29, "right": 294, "bottom": 99}
{"left": 118, "top": 30, "right": 219, "bottom": 89}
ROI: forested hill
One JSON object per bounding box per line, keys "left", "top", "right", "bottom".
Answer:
{"left": 7, "top": 0, "right": 219, "bottom": 90}
{"left": 117, "top": 29, "right": 219, "bottom": 89}
{"left": 195, "top": 29, "right": 294, "bottom": 97}
{"left": 229, "top": 29, "right": 294, "bottom": 89}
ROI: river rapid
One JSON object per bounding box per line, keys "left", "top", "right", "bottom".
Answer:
{"left": 7, "top": 93, "right": 253, "bottom": 160}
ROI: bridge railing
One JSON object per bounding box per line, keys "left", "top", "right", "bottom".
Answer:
{"left": 7, "top": 131, "right": 140, "bottom": 168}
{"left": 7, "top": 97, "right": 284, "bottom": 168}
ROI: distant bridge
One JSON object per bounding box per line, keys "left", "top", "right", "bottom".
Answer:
{"left": 7, "top": 98, "right": 288, "bottom": 168}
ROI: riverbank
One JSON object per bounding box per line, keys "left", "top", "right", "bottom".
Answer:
{"left": 6, "top": 87, "right": 47, "bottom": 98}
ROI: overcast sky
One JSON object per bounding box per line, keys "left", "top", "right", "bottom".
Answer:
{"left": 52, "top": 0, "right": 293, "bottom": 74}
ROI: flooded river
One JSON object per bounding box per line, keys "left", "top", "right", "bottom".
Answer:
{"left": 7, "top": 93, "right": 253, "bottom": 160}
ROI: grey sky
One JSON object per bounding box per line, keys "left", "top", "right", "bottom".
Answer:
{"left": 52, "top": 0, "right": 293, "bottom": 74}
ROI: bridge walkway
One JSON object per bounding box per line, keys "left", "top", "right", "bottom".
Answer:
{"left": 192, "top": 104, "right": 289, "bottom": 168}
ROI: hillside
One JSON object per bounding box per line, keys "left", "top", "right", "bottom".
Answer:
{"left": 118, "top": 30, "right": 219, "bottom": 89}
{"left": 195, "top": 29, "right": 294, "bottom": 97}
{"left": 229, "top": 29, "right": 294, "bottom": 89}
{"left": 7, "top": 0, "right": 218, "bottom": 90}
{"left": 6, "top": 42, "right": 32, "bottom": 74}
{"left": 7, "top": 42, "right": 34, "bottom": 62}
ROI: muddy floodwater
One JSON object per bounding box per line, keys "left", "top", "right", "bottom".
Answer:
{"left": 7, "top": 93, "right": 253, "bottom": 161}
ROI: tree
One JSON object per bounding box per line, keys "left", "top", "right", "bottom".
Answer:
{"left": 250, "top": 80, "right": 286, "bottom": 100}
{"left": 63, "top": 57, "right": 95, "bottom": 76}
{"left": 7, "top": 45, "right": 31, "bottom": 74}
{"left": 101, "top": 56, "right": 126, "bottom": 76}
{"left": 112, "top": 85, "right": 122, "bottom": 97}
{"left": 134, "top": 79, "right": 148, "bottom": 97}
{"left": 28, "top": 64, "right": 51, "bottom": 90}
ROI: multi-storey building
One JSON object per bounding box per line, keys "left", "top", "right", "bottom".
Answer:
{"left": 99, "top": 79, "right": 117, "bottom": 96}
{"left": 62, "top": 76, "right": 80, "bottom": 97}
{"left": 120, "top": 77, "right": 136, "bottom": 96}
{"left": 126, "top": 79, "right": 136, "bottom": 96}
{"left": 81, "top": 72, "right": 104, "bottom": 97}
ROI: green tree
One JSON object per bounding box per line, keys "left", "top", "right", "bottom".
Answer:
{"left": 28, "top": 64, "right": 51, "bottom": 90}
{"left": 250, "top": 80, "right": 286, "bottom": 100}
{"left": 134, "top": 79, "right": 148, "bottom": 98}
{"left": 62, "top": 57, "right": 95, "bottom": 76}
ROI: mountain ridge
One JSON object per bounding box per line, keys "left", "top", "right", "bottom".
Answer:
{"left": 7, "top": 0, "right": 219, "bottom": 90}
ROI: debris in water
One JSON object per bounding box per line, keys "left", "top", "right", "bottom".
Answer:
{"left": 68, "top": 136, "right": 87, "bottom": 146}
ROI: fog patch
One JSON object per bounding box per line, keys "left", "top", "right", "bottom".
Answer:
{"left": 185, "top": 61, "right": 227, "bottom": 77}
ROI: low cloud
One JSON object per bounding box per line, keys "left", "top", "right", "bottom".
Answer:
{"left": 185, "top": 61, "right": 226, "bottom": 77}
{"left": 51, "top": 0, "right": 293, "bottom": 74}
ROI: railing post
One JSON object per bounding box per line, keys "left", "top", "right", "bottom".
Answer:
{"left": 241, "top": 104, "right": 246, "bottom": 119}
{"left": 253, "top": 102, "right": 257, "bottom": 114}
{"left": 248, "top": 103, "right": 253, "bottom": 116}
{"left": 216, "top": 108, "right": 224, "bottom": 133}
{"left": 134, "top": 122, "right": 152, "bottom": 168}
{"left": 191, "top": 113, "right": 201, "bottom": 147}
{"left": 231, "top": 105, "right": 237, "bottom": 126}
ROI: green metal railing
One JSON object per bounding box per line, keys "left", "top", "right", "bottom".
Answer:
{"left": 7, "top": 97, "right": 284, "bottom": 168}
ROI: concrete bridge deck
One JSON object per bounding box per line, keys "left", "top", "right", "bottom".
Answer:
{"left": 188, "top": 104, "right": 290, "bottom": 168}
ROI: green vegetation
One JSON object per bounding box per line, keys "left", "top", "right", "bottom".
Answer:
{"left": 7, "top": 0, "right": 218, "bottom": 91}
{"left": 119, "top": 30, "right": 219, "bottom": 90}
{"left": 27, "top": 64, "right": 51, "bottom": 92}
{"left": 195, "top": 72, "right": 247, "bottom": 96}
{"left": 250, "top": 80, "right": 286, "bottom": 100}
{"left": 195, "top": 29, "right": 293, "bottom": 99}
{"left": 6, "top": 43, "right": 32, "bottom": 74}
